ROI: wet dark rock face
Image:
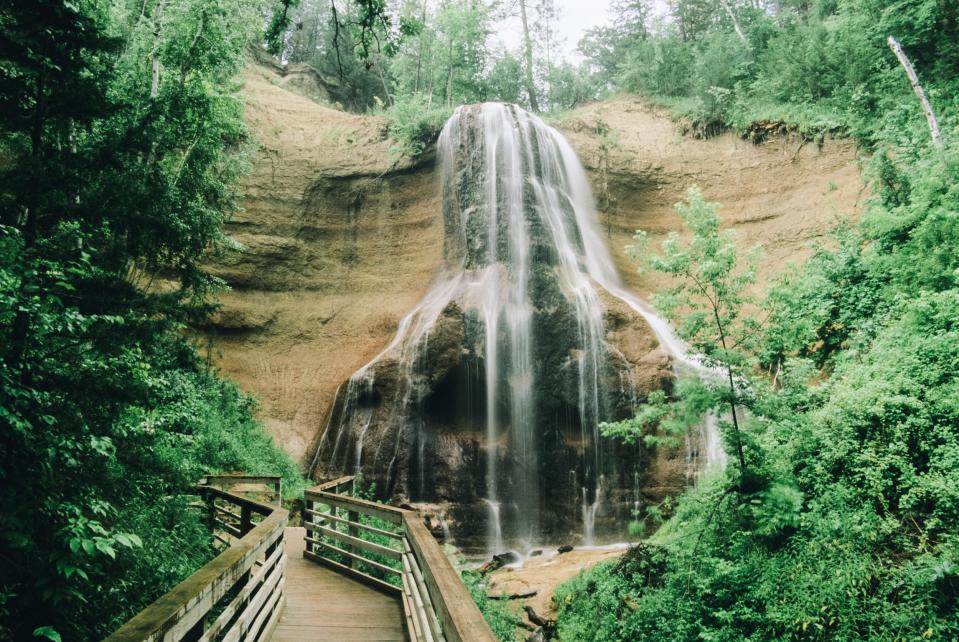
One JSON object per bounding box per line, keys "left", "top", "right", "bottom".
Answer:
{"left": 310, "top": 104, "right": 674, "bottom": 550}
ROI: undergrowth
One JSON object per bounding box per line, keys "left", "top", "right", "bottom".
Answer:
{"left": 462, "top": 568, "right": 522, "bottom": 641}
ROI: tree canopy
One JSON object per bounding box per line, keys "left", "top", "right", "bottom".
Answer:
{"left": 0, "top": 1, "right": 300, "bottom": 639}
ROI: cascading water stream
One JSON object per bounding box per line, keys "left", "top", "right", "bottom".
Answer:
{"left": 312, "top": 103, "right": 724, "bottom": 553}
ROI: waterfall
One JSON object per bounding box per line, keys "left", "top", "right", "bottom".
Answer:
{"left": 312, "top": 103, "right": 724, "bottom": 551}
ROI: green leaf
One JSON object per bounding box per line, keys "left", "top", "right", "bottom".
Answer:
{"left": 95, "top": 541, "right": 116, "bottom": 559}
{"left": 33, "top": 626, "right": 61, "bottom": 642}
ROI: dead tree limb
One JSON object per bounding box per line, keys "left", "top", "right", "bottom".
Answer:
{"left": 523, "top": 605, "right": 557, "bottom": 641}
{"left": 150, "top": 0, "right": 166, "bottom": 98}
{"left": 887, "top": 36, "right": 943, "bottom": 148}
{"left": 719, "top": 0, "right": 747, "bottom": 42}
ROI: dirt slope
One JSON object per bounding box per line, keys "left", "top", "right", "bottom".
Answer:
{"left": 555, "top": 96, "right": 865, "bottom": 296}
{"left": 203, "top": 66, "right": 863, "bottom": 464}
{"left": 201, "top": 62, "right": 442, "bottom": 461}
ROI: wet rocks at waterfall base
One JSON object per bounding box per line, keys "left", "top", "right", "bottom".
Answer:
{"left": 478, "top": 551, "right": 522, "bottom": 574}
{"left": 309, "top": 103, "right": 720, "bottom": 552}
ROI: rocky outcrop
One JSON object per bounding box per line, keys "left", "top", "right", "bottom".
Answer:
{"left": 202, "top": 61, "right": 442, "bottom": 461}
{"left": 309, "top": 103, "right": 680, "bottom": 549}
{"left": 203, "top": 63, "right": 863, "bottom": 540}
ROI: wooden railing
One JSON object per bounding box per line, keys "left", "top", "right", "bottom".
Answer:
{"left": 106, "top": 478, "right": 288, "bottom": 642}
{"left": 304, "top": 476, "right": 496, "bottom": 642}
{"left": 198, "top": 476, "right": 283, "bottom": 549}
{"left": 198, "top": 474, "right": 282, "bottom": 508}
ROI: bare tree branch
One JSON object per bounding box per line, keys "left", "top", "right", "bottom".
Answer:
{"left": 887, "top": 35, "right": 943, "bottom": 148}
{"left": 718, "top": 0, "right": 747, "bottom": 42}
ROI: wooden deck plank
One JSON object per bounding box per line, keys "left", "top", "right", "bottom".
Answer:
{"left": 270, "top": 527, "right": 406, "bottom": 642}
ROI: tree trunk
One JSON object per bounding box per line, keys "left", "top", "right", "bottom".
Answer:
{"left": 718, "top": 0, "right": 747, "bottom": 42}
{"left": 414, "top": 0, "right": 428, "bottom": 93}
{"left": 518, "top": 0, "right": 539, "bottom": 112}
{"left": 446, "top": 38, "right": 454, "bottom": 109}
{"left": 426, "top": 67, "right": 435, "bottom": 110}
{"left": 150, "top": 0, "right": 166, "bottom": 98}
{"left": 375, "top": 59, "right": 393, "bottom": 106}
{"left": 725, "top": 365, "right": 747, "bottom": 475}
{"left": 713, "top": 307, "right": 747, "bottom": 476}
{"left": 9, "top": 72, "right": 45, "bottom": 378}
{"left": 887, "top": 36, "right": 943, "bottom": 147}
{"left": 179, "top": 10, "right": 205, "bottom": 84}
{"left": 544, "top": 9, "right": 553, "bottom": 108}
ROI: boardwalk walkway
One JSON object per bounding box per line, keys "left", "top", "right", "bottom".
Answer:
{"left": 106, "top": 477, "right": 497, "bottom": 642}
{"left": 270, "top": 527, "right": 406, "bottom": 642}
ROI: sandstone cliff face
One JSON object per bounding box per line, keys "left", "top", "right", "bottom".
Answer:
{"left": 307, "top": 103, "right": 680, "bottom": 547}
{"left": 203, "top": 62, "right": 442, "bottom": 462}
{"left": 206, "top": 63, "right": 863, "bottom": 475}
{"left": 554, "top": 97, "right": 864, "bottom": 296}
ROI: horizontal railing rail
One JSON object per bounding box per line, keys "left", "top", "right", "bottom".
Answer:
{"left": 200, "top": 484, "right": 279, "bottom": 548}
{"left": 304, "top": 477, "right": 496, "bottom": 642}
{"left": 106, "top": 481, "right": 288, "bottom": 642}
{"left": 198, "top": 474, "right": 282, "bottom": 507}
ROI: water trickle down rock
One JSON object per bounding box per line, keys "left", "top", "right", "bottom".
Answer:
{"left": 310, "top": 103, "right": 716, "bottom": 551}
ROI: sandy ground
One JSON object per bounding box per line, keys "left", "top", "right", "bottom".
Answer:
{"left": 487, "top": 546, "right": 626, "bottom": 624}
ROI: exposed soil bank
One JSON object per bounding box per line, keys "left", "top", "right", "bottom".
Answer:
{"left": 201, "top": 62, "right": 442, "bottom": 461}
{"left": 554, "top": 96, "right": 864, "bottom": 296}
{"left": 201, "top": 64, "right": 863, "bottom": 467}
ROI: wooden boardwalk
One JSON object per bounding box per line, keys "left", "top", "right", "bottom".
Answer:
{"left": 269, "top": 527, "right": 407, "bottom": 641}
{"left": 108, "top": 478, "right": 497, "bottom": 642}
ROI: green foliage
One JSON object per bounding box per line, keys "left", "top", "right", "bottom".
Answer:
{"left": 606, "top": 0, "right": 959, "bottom": 145}
{"left": 630, "top": 188, "right": 760, "bottom": 365}
{"left": 601, "top": 381, "right": 712, "bottom": 450}
{"left": 546, "top": 61, "right": 604, "bottom": 111}
{"left": 557, "top": 451, "right": 958, "bottom": 641}
{"left": 382, "top": 92, "right": 451, "bottom": 158}
{"left": 626, "top": 187, "right": 761, "bottom": 474}
{"left": 569, "top": 8, "right": 959, "bottom": 622}
{"left": 276, "top": 0, "right": 609, "bottom": 117}
{"left": 0, "top": 1, "right": 302, "bottom": 639}
{"left": 461, "top": 570, "right": 521, "bottom": 641}
{"left": 559, "top": 86, "right": 959, "bottom": 642}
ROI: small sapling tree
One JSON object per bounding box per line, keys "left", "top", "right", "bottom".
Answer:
{"left": 602, "top": 187, "right": 761, "bottom": 481}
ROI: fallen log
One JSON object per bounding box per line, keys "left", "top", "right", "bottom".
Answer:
{"left": 487, "top": 588, "right": 538, "bottom": 600}
{"left": 523, "top": 605, "right": 557, "bottom": 641}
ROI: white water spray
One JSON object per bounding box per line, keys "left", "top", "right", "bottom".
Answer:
{"left": 313, "top": 103, "right": 725, "bottom": 553}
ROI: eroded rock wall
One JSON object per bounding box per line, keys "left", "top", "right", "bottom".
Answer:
{"left": 201, "top": 63, "right": 442, "bottom": 461}
{"left": 206, "top": 68, "right": 863, "bottom": 486}
{"left": 555, "top": 97, "right": 864, "bottom": 297}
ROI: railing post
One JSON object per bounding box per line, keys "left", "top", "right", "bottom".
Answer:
{"left": 347, "top": 508, "right": 359, "bottom": 568}
{"left": 306, "top": 497, "right": 314, "bottom": 555}
{"left": 205, "top": 489, "right": 216, "bottom": 533}
{"left": 241, "top": 504, "right": 252, "bottom": 536}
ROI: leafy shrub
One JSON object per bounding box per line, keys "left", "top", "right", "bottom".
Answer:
{"left": 383, "top": 93, "right": 452, "bottom": 158}
{"left": 461, "top": 569, "right": 521, "bottom": 641}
